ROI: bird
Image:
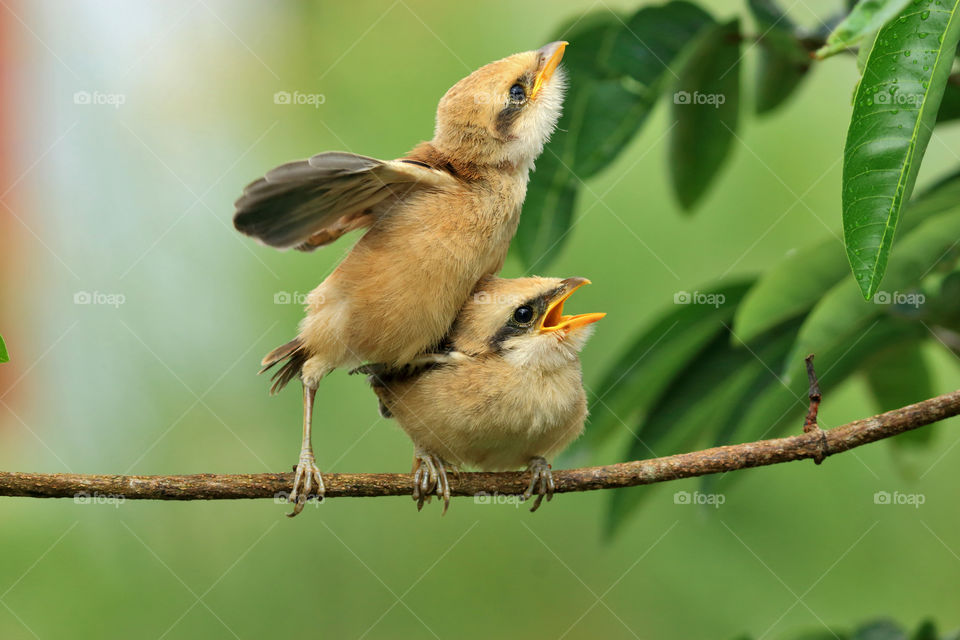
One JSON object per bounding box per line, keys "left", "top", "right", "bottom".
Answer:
{"left": 361, "top": 276, "right": 605, "bottom": 512}
{"left": 233, "top": 42, "right": 568, "bottom": 515}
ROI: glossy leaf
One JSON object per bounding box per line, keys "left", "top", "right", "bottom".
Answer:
{"left": 864, "top": 340, "right": 936, "bottom": 447}
{"left": 786, "top": 205, "right": 960, "bottom": 381}
{"left": 842, "top": 0, "right": 960, "bottom": 300}
{"left": 581, "top": 279, "right": 753, "bottom": 454}
{"left": 607, "top": 327, "right": 768, "bottom": 535}
{"left": 669, "top": 18, "right": 742, "bottom": 210}
{"left": 728, "top": 317, "right": 925, "bottom": 457}
{"left": 513, "top": 15, "right": 620, "bottom": 270}
{"left": 515, "top": 2, "right": 717, "bottom": 270}
{"left": 749, "top": 0, "right": 812, "bottom": 114}
{"left": 0, "top": 335, "right": 7, "bottom": 363}
{"left": 936, "top": 80, "right": 960, "bottom": 121}
{"left": 734, "top": 167, "right": 960, "bottom": 344}
{"left": 733, "top": 239, "right": 849, "bottom": 344}
{"left": 816, "top": 0, "right": 913, "bottom": 58}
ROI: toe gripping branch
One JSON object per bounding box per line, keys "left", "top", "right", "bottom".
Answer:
{"left": 803, "top": 354, "right": 829, "bottom": 465}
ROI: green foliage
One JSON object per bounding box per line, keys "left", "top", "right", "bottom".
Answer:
{"left": 815, "top": 0, "right": 914, "bottom": 58}
{"left": 842, "top": 0, "right": 960, "bottom": 299}
{"left": 0, "top": 335, "right": 7, "bottom": 363}
{"left": 514, "top": 2, "right": 715, "bottom": 269}
{"left": 669, "top": 19, "right": 742, "bottom": 209}
{"left": 736, "top": 617, "right": 959, "bottom": 640}
{"left": 511, "top": 0, "right": 960, "bottom": 529}
{"left": 749, "top": 0, "right": 812, "bottom": 114}
{"left": 592, "top": 172, "right": 960, "bottom": 530}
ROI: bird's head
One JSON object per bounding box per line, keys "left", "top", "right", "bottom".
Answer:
{"left": 452, "top": 276, "right": 605, "bottom": 369}
{"left": 432, "top": 42, "right": 568, "bottom": 169}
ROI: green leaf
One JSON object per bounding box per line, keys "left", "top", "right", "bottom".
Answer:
{"left": 816, "top": 0, "right": 914, "bottom": 58}
{"left": 734, "top": 239, "right": 849, "bottom": 344}
{"left": 936, "top": 79, "right": 960, "bottom": 121}
{"left": 786, "top": 205, "right": 960, "bottom": 380}
{"left": 851, "top": 620, "right": 909, "bottom": 640}
{"left": 699, "top": 319, "right": 802, "bottom": 497}
{"left": 580, "top": 279, "right": 753, "bottom": 455}
{"left": 607, "top": 1, "right": 716, "bottom": 84}
{"left": 607, "top": 326, "right": 768, "bottom": 535}
{"left": 733, "top": 167, "right": 960, "bottom": 344}
{"left": 749, "top": 0, "right": 812, "bottom": 114}
{"left": 0, "top": 335, "right": 7, "bottom": 364}
{"left": 729, "top": 317, "right": 925, "bottom": 454}
{"left": 911, "top": 619, "right": 938, "bottom": 640}
{"left": 841, "top": 0, "right": 960, "bottom": 300}
{"left": 669, "top": 18, "right": 742, "bottom": 210}
{"left": 515, "top": 3, "right": 717, "bottom": 270}
{"left": 864, "top": 340, "right": 935, "bottom": 446}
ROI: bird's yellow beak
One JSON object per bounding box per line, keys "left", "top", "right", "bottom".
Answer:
{"left": 539, "top": 277, "right": 605, "bottom": 333}
{"left": 530, "top": 41, "right": 567, "bottom": 100}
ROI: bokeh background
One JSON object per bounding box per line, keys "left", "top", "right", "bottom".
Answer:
{"left": 2, "top": 1, "right": 959, "bottom": 638}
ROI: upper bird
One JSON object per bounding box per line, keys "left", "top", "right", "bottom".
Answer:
{"left": 234, "top": 42, "right": 568, "bottom": 515}
{"left": 364, "top": 276, "right": 605, "bottom": 513}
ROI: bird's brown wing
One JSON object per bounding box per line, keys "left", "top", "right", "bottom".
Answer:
{"left": 233, "top": 152, "right": 458, "bottom": 251}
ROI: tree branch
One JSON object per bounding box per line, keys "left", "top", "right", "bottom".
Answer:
{"left": 1, "top": 389, "right": 958, "bottom": 502}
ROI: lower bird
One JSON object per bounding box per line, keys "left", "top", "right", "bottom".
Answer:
{"left": 362, "top": 276, "right": 604, "bottom": 512}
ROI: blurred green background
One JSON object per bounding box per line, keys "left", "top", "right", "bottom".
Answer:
{"left": 2, "top": 1, "right": 959, "bottom": 638}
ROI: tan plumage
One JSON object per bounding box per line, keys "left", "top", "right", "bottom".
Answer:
{"left": 366, "top": 276, "right": 605, "bottom": 512}
{"left": 235, "top": 43, "right": 569, "bottom": 515}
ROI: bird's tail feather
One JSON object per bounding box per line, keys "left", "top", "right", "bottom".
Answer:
{"left": 259, "top": 337, "right": 307, "bottom": 395}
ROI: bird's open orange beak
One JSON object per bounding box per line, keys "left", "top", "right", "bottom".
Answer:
{"left": 539, "top": 277, "right": 605, "bottom": 333}
{"left": 530, "top": 41, "right": 567, "bottom": 100}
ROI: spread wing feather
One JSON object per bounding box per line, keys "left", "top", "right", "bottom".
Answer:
{"left": 233, "top": 151, "right": 456, "bottom": 251}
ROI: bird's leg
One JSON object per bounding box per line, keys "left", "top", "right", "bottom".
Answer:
{"left": 288, "top": 382, "right": 324, "bottom": 517}
{"left": 522, "top": 457, "right": 555, "bottom": 512}
{"left": 411, "top": 447, "right": 451, "bottom": 514}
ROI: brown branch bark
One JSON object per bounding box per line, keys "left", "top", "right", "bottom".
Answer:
{"left": 1, "top": 389, "right": 958, "bottom": 502}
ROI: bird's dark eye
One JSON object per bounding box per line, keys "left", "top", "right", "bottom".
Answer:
{"left": 513, "top": 305, "right": 534, "bottom": 324}
{"left": 509, "top": 83, "right": 526, "bottom": 103}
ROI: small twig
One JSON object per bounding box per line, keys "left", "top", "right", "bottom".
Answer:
{"left": 802, "top": 354, "right": 829, "bottom": 464}
{"left": 0, "top": 389, "right": 958, "bottom": 502}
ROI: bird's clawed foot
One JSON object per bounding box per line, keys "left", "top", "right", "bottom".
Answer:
{"left": 412, "top": 448, "right": 451, "bottom": 514}
{"left": 288, "top": 449, "right": 324, "bottom": 517}
{"left": 522, "top": 457, "right": 555, "bottom": 512}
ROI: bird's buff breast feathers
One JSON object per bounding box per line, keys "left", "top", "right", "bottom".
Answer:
{"left": 381, "top": 357, "right": 587, "bottom": 470}
{"left": 301, "top": 173, "right": 528, "bottom": 368}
